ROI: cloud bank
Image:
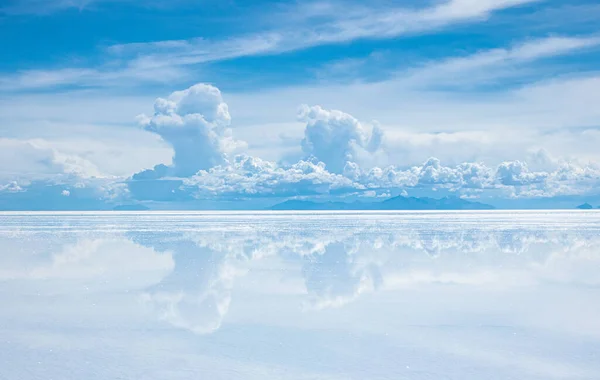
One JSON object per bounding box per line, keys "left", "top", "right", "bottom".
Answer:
{"left": 126, "top": 83, "right": 600, "bottom": 204}
{"left": 3, "top": 82, "right": 600, "bottom": 208}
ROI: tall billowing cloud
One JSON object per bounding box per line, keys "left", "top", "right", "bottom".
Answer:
{"left": 138, "top": 83, "right": 246, "bottom": 177}
{"left": 298, "top": 105, "right": 383, "bottom": 173}
{"left": 106, "top": 83, "right": 600, "bottom": 204}
{"left": 6, "top": 81, "right": 596, "bottom": 208}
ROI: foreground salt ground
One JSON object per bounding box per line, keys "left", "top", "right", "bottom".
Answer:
{"left": 1, "top": 211, "right": 599, "bottom": 380}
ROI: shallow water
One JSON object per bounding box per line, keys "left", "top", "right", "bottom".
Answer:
{"left": 1, "top": 211, "right": 599, "bottom": 379}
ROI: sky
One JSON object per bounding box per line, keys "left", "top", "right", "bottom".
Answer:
{"left": 1, "top": 0, "right": 600, "bottom": 209}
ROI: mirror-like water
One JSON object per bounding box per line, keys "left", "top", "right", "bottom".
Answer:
{"left": 1, "top": 211, "right": 599, "bottom": 380}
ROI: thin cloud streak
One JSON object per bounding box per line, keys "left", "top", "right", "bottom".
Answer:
{"left": 109, "top": 0, "right": 542, "bottom": 67}
{"left": 0, "top": 0, "right": 542, "bottom": 91}
{"left": 3, "top": 34, "right": 597, "bottom": 92}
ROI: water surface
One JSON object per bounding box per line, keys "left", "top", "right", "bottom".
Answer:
{"left": 1, "top": 211, "right": 599, "bottom": 379}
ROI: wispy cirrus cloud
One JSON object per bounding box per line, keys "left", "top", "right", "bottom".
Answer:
{"left": 0, "top": 64, "right": 189, "bottom": 91}
{"left": 398, "top": 35, "right": 600, "bottom": 89}
{"left": 313, "top": 35, "right": 600, "bottom": 87}
{"left": 4, "top": 33, "right": 599, "bottom": 92}
{"left": 0, "top": 0, "right": 543, "bottom": 91}
{"left": 109, "top": 0, "right": 542, "bottom": 67}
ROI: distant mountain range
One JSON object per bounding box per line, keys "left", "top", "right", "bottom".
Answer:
{"left": 270, "top": 196, "right": 495, "bottom": 211}
{"left": 576, "top": 203, "right": 597, "bottom": 210}
{"left": 113, "top": 204, "right": 151, "bottom": 211}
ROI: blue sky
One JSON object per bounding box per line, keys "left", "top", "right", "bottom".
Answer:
{"left": 1, "top": 0, "right": 600, "bottom": 209}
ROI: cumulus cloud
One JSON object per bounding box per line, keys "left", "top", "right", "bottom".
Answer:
{"left": 4, "top": 82, "right": 600, "bottom": 207}
{"left": 338, "top": 158, "right": 496, "bottom": 192}
{"left": 184, "top": 155, "right": 359, "bottom": 199}
{"left": 137, "top": 83, "right": 246, "bottom": 178}
{"left": 496, "top": 160, "right": 548, "bottom": 186}
{"left": 124, "top": 83, "right": 600, "bottom": 203}
{"left": 176, "top": 153, "right": 600, "bottom": 201}
{"left": 0, "top": 138, "right": 129, "bottom": 208}
{"left": 298, "top": 105, "right": 383, "bottom": 173}
{"left": 0, "top": 138, "right": 103, "bottom": 185}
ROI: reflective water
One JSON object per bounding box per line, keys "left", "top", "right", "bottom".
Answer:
{"left": 1, "top": 211, "right": 599, "bottom": 380}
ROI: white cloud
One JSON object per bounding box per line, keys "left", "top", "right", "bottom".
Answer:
{"left": 496, "top": 161, "right": 548, "bottom": 186}
{"left": 221, "top": 73, "right": 600, "bottom": 173}
{"left": 185, "top": 155, "right": 358, "bottom": 199}
{"left": 125, "top": 83, "right": 600, "bottom": 201}
{"left": 0, "top": 138, "right": 104, "bottom": 184}
{"left": 400, "top": 36, "right": 600, "bottom": 89}
{"left": 137, "top": 83, "right": 247, "bottom": 177}
{"left": 0, "top": 138, "right": 132, "bottom": 207}
{"left": 0, "top": 65, "right": 188, "bottom": 91}
{"left": 4, "top": 79, "right": 600, "bottom": 205}
{"left": 298, "top": 105, "right": 383, "bottom": 173}
{"left": 5, "top": 33, "right": 596, "bottom": 93}
{"left": 0, "top": 181, "right": 23, "bottom": 193}
{"left": 109, "top": 0, "right": 539, "bottom": 65}
{"left": 0, "top": 0, "right": 542, "bottom": 91}
{"left": 181, "top": 154, "right": 600, "bottom": 201}
{"left": 0, "top": 91, "right": 174, "bottom": 178}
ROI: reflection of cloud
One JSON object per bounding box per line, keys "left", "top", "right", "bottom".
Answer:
{"left": 142, "top": 287, "right": 231, "bottom": 335}
{"left": 4, "top": 213, "right": 587, "bottom": 334}
{"left": 127, "top": 213, "right": 600, "bottom": 325}
{"left": 136, "top": 239, "right": 248, "bottom": 334}
{"left": 0, "top": 238, "right": 174, "bottom": 293}
{"left": 534, "top": 246, "right": 600, "bottom": 286}
{"left": 301, "top": 242, "right": 382, "bottom": 310}
{"left": 2, "top": 213, "right": 600, "bottom": 380}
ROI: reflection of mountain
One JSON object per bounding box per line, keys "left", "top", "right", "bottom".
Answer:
{"left": 271, "top": 196, "right": 494, "bottom": 210}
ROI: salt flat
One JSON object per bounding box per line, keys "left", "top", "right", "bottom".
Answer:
{"left": 1, "top": 211, "right": 599, "bottom": 380}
